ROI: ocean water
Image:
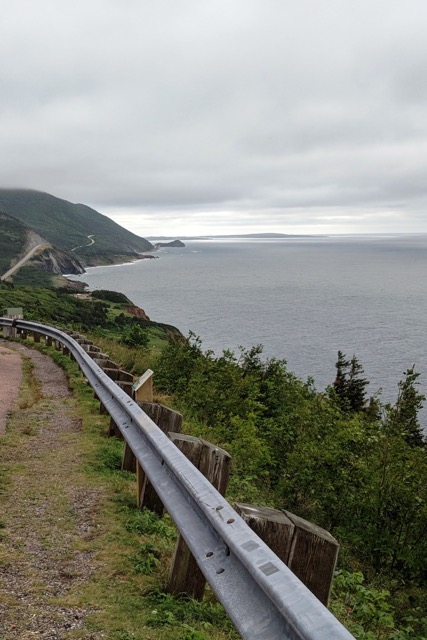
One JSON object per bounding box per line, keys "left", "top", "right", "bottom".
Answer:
{"left": 69, "top": 234, "right": 427, "bottom": 413}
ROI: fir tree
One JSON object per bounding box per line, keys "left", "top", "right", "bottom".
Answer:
{"left": 333, "top": 351, "right": 369, "bottom": 412}
{"left": 391, "top": 366, "right": 425, "bottom": 447}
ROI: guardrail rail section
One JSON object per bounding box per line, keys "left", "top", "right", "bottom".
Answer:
{"left": 0, "top": 317, "right": 355, "bottom": 640}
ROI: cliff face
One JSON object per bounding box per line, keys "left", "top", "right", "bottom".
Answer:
{"left": 31, "top": 247, "right": 85, "bottom": 275}
{"left": 124, "top": 306, "right": 150, "bottom": 321}
{"left": 24, "top": 229, "right": 47, "bottom": 253}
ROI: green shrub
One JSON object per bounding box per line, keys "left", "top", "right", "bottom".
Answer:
{"left": 91, "top": 290, "right": 132, "bottom": 304}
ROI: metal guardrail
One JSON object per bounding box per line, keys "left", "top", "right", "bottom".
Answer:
{"left": 1, "top": 318, "right": 355, "bottom": 640}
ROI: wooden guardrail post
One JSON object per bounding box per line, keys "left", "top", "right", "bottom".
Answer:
{"left": 108, "top": 415, "right": 124, "bottom": 439}
{"left": 92, "top": 355, "right": 110, "bottom": 367}
{"left": 234, "top": 504, "right": 295, "bottom": 563}
{"left": 167, "top": 435, "right": 231, "bottom": 600}
{"left": 122, "top": 438, "right": 136, "bottom": 471}
{"left": 140, "top": 402, "right": 183, "bottom": 434}
{"left": 234, "top": 504, "right": 339, "bottom": 605}
{"left": 102, "top": 369, "right": 134, "bottom": 437}
{"left": 284, "top": 510, "right": 339, "bottom": 606}
{"left": 129, "top": 403, "right": 183, "bottom": 512}
{"left": 99, "top": 402, "right": 109, "bottom": 415}
{"left": 92, "top": 356, "right": 132, "bottom": 435}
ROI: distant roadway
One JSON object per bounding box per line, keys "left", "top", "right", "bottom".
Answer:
{"left": 71, "top": 234, "right": 95, "bottom": 252}
{"left": 0, "top": 243, "right": 49, "bottom": 281}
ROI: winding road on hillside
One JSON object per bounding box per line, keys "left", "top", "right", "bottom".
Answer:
{"left": 0, "top": 243, "right": 48, "bottom": 281}
{"left": 71, "top": 234, "right": 95, "bottom": 252}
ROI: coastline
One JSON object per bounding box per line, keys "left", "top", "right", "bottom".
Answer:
{"left": 63, "top": 253, "right": 157, "bottom": 279}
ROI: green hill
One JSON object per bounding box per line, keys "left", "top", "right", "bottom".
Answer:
{"left": 0, "top": 210, "right": 85, "bottom": 285}
{"left": 0, "top": 189, "right": 153, "bottom": 265}
{"left": 0, "top": 211, "right": 28, "bottom": 274}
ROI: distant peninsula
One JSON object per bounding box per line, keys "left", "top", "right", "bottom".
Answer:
{"left": 153, "top": 239, "right": 186, "bottom": 248}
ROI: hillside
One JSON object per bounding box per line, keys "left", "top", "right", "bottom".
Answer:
{"left": 0, "top": 212, "right": 28, "bottom": 274}
{"left": 0, "top": 189, "right": 153, "bottom": 265}
{"left": 0, "top": 285, "right": 182, "bottom": 345}
{"left": 0, "top": 210, "right": 84, "bottom": 283}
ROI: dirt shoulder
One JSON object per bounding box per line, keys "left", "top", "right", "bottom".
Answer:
{"left": 0, "top": 344, "right": 23, "bottom": 435}
{"left": 0, "top": 342, "right": 106, "bottom": 639}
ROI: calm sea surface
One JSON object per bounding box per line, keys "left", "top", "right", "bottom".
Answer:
{"left": 69, "top": 234, "right": 427, "bottom": 415}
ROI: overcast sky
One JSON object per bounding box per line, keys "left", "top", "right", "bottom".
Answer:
{"left": 1, "top": 0, "right": 427, "bottom": 236}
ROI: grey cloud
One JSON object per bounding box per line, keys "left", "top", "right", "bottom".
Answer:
{"left": 0, "top": 0, "right": 426, "bottom": 233}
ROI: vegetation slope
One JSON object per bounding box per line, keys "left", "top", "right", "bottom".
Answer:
{"left": 0, "top": 284, "right": 181, "bottom": 356}
{"left": 0, "top": 211, "right": 28, "bottom": 275}
{"left": 152, "top": 338, "right": 427, "bottom": 639}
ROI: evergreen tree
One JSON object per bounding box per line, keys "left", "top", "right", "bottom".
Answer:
{"left": 333, "top": 350, "right": 350, "bottom": 405}
{"left": 390, "top": 366, "right": 425, "bottom": 447}
{"left": 332, "top": 351, "right": 369, "bottom": 412}
{"left": 347, "top": 355, "right": 369, "bottom": 412}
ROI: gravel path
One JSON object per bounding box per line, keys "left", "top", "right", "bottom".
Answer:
{"left": 0, "top": 344, "right": 23, "bottom": 435}
{"left": 0, "top": 342, "right": 106, "bottom": 639}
